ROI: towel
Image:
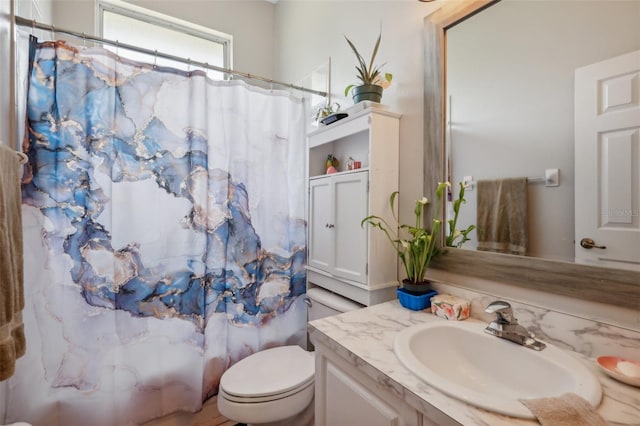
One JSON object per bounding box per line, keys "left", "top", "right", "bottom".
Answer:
{"left": 0, "top": 144, "right": 26, "bottom": 381}
{"left": 520, "top": 392, "right": 609, "bottom": 426}
{"left": 476, "top": 177, "right": 528, "bottom": 255}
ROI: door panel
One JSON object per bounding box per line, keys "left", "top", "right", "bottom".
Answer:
{"left": 575, "top": 49, "right": 640, "bottom": 270}
{"left": 309, "top": 177, "right": 333, "bottom": 272}
{"left": 332, "top": 172, "right": 368, "bottom": 283}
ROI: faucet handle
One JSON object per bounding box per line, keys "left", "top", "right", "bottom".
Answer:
{"left": 485, "top": 300, "right": 515, "bottom": 324}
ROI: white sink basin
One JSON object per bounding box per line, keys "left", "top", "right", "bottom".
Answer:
{"left": 394, "top": 320, "right": 602, "bottom": 418}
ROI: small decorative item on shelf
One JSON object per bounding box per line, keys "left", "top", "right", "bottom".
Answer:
{"left": 346, "top": 157, "right": 355, "bottom": 170}
{"left": 346, "top": 157, "right": 354, "bottom": 170}
{"left": 326, "top": 154, "right": 339, "bottom": 174}
{"left": 346, "top": 157, "right": 363, "bottom": 171}
{"left": 396, "top": 287, "right": 438, "bottom": 311}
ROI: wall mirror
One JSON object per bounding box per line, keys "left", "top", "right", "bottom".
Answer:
{"left": 424, "top": 0, "right": 639, "bottom": 310}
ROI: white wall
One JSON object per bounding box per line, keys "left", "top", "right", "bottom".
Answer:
{"left": 126, "top": 0, "right": 276, "bottom": 79}
{"left": 446, "top": 0, "right": 640, "bottom": 261}
{"left": 274, "top": 1, "right": 443, "bottom": 224}
{"left": 49, "top": 0, "right": 276, "bottom": 80}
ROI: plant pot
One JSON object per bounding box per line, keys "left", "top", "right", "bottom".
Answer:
{"left": 397, "top": 288, "right": 438, "bottom": 311}
{"left": 351, "top": 84, "right": 383, "bottom": 104}
{"left": 401, "top": 279, "right": 433, "bottom": 294}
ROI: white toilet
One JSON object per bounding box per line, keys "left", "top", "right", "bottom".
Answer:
{"left": 217, "top": 287, "right": 362, "bottom": 426}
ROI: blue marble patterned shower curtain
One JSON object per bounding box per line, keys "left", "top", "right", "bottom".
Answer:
{"left": 11, "top": 38, "right": 307, "bottom": 425}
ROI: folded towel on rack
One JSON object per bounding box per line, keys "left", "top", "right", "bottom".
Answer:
{"left": 476, "top": 177, "right": 528, "bottom": 255}
{"left": 520, "top": 392, "right": 609, "bottom": 426}
{"left": 0, "top": 144, "right": 26, "bottom": 381}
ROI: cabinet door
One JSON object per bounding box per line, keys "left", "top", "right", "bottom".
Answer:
{"left": 309, "top": 177, "right": 333, "bottom": 272}
{"left": 314, "top": 344, "right": 453, "bottom": 426}
{"left": 332, "top": 172, "right": 368, "bottom": 283}
{"left": 324, "top": 361, "right": 408, "bottom": 426}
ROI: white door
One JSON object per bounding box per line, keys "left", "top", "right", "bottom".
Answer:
{"left": 575, "top": 49, "right": 640, "bottom": 270}
{"left": 332, "top": 172, "right": 368, "bottom": 283}
{"left": 309, "top": 177, "right": 333, "bottom": 272}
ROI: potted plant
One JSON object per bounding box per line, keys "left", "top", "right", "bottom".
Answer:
{"left": 361, "top": 182, "right": 473, "bottom": 310}
{"left": 344, "top": 31, "right": 393, "bottom": 104}
{"left": 313, "top": 101, "right": 340, "bottom": 125}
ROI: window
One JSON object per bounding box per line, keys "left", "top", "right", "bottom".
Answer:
{"left": 98, "top": 1, "right": 231, "bottom": 79}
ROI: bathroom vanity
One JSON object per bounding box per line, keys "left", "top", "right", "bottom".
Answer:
{"left": 309, "top": 300, "right": 640, "bottom": 426}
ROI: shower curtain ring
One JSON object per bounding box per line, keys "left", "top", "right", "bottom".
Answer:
{"left": 204, "top": 62, "right": 209, "bottom": 78}
{"left": 31, "top": 20, "right": 35, "bottom": 35}
{"left": 50, "top": 24, "right": 55, "bottom": 41}
{"left": 154, "top": 50, "right": 158, "bottom": 68}
{"left": 82, "top": 32, "right": 86, "bottom": 47}
{"left": 187, "top": 58, "right": 191, "bottom": 74}
{"left": 116, "top": 40, "right": 119, "bottom": 58}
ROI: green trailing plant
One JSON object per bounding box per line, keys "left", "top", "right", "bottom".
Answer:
{"left": 445, "top": 182, "right": 476, "bottom": 248}
{"left": 344, "top": 31, "right": 393, "bottom": 97}
{"left": 361, "top": 182, "right": 449, "bottom": 285}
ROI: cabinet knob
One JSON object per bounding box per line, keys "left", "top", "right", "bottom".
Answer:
{"left": 327, "top": 224, "right": 334, "bottom": 228}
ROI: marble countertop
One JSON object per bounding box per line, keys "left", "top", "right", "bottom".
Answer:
{"left": 308, "top": 300, "right": 640, "bottom": 426}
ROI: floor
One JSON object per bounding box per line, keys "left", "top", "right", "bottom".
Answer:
{"left": 142, "top": 396, "right": 236, "bottom": 426}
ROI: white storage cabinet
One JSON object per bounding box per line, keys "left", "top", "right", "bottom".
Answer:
{"left": 306, "top": 106, "right": 400, "bottom": 306}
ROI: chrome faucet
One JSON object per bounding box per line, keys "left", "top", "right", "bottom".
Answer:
{"left": 484, "top": 301, "right": 546, "bottom": 351}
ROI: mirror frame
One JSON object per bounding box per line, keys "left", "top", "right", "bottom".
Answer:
{"left": 423, "top": 0, "right": 639, "bottom": 310}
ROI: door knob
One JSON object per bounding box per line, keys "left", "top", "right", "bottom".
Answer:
{"left": 580, "top": 238, "right": 606, "bottom": 250}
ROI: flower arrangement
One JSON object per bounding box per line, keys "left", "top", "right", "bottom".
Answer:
{"left": 361, "top": 182, "right": 475, "bottom": 287}
{"left": 343, "top": 31, "right": 393, "bottom": 98}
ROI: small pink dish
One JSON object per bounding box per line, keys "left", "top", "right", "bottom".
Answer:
{"left": 596, "top": 356, "right": 640, "bottom": 387}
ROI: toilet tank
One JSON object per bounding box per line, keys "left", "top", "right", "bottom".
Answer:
{"left": 306, "top": 287, "right": 362, "bottom": 321}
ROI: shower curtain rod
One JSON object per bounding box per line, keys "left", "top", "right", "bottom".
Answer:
{"left": 14, "top": 16, "right": 328, "bottom": 98}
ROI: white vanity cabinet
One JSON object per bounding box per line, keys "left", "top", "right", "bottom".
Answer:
{"left": 306, "top": 106, "right": 401, "bottom": 306}
{"left": 313, "top": 340, "right": 429, "bottom": 426}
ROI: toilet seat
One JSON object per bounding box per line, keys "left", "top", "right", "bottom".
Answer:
{"left": 220, "top": 376, "right": 314, "bottom": 404}
{"left": 219, "top": 345, "right": 314, "bottom": 401}
{"left": 218, "top": 345, "right": 315, "bottom": 424}
{"left": 220, "top": 376, "right": 314, "bottom": 403}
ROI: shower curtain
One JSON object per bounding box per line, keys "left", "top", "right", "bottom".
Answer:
{"left": 9, "top": 37, "right": 307, "bottom": 425}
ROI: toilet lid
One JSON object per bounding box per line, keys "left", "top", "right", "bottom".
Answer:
{"left": 220, "top": 345, "right": 314, "bottom": 398}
